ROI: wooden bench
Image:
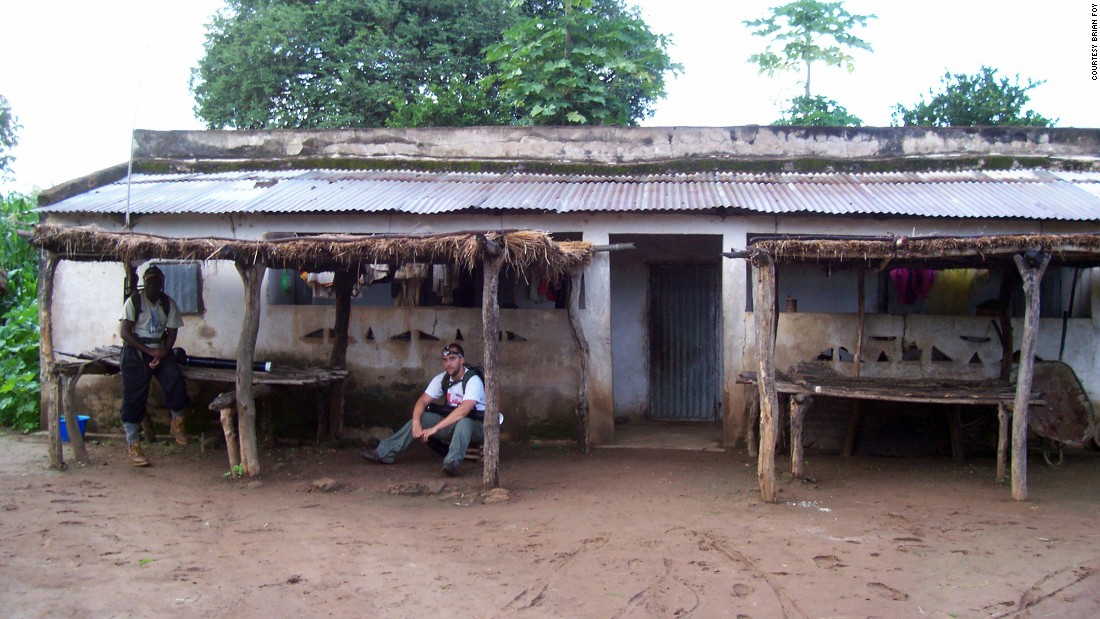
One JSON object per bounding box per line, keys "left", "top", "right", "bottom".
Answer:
{"left": 738, "top": 371, "right": 1043, "bottom": 481}
{"left": 49, "top": 346, "right": 346, "bottom": 472}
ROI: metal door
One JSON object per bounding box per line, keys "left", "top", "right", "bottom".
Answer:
{"left": 648, "top": 263, "right": 720, "bottom": 421}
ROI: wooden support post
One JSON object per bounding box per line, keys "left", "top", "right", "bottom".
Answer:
{"left": 1010, "top": 252, "right": 1049, "bottom": 501}
{"left": 209, "top": 385, "right": 273, "bottom": 473}
{"left": 789, "top": 394, "right": 813, "bottom": 479}
{"left": 567, "top": 271, "right": 591, "bottom": 454}
{"left": 949, "top": 405, "right": 964, "bottom": 466}
{"left": 480, "top": 234, "right": 505, "bottom": 490}
{"left": 844, "top": 269, "right": 867, "bottom": 459}
{"left": 745, "top": 387, "right": 759, "bottom": 458}
{"left": 997, "top": 269, "right": 1017, "bottom": 381}
{"left": 39, "top": 252, "right": 63, "bottom": 469}
{"left": 996, "top": 402, "right": 1010, "bottom": 482}
{"left": 751, "top": 250, "right": 780, "bottom": 503}
{"left": 235, "top": 260, "right": 267, "bottom": 478}
{"left": 327, "top": 270, "right": 353, "bottom": 441}
{"left": 843, "top": 402, "right": 861, "bottom": 457}
{"left": 61, "top": 371, "right": 90, "bottom": 465}
{"left": 221, "top": 408, "right": 240, "bottom": 471}
{"left": 315, "top": 386, "right": 329, "bottom": 444}
{"left": 141, "top": 416, "right": 157, "bottom": 443}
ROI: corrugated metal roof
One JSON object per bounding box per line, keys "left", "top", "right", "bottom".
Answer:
{"left": 37, "top": 169, "right": 1100, "bottom": 221}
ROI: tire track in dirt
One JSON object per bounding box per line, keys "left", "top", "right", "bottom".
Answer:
{"left": 700, "top": 530, "right": 809, "bottom": 619}
{"left": 495, "top": 534, "right": 611, "bottom": 614}
{"left": 986, "top": 556, "right": 1100, "bottom": 618}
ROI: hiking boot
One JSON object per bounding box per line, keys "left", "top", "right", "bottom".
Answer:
{"left": 170, "top": 416, "right": 189, "bottom": 446}
{"left": 128, "top": 443, "right": 151, "bottom": 467}
{"left": 361, "top": 449, "right": 391, "bottom": 464}
{"left": 442, "top": 461, "right": 460, "bottom": 477}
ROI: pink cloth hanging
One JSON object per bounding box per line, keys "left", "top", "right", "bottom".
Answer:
{"left": 890, "top": 269, "right": 936, "bottom": 305}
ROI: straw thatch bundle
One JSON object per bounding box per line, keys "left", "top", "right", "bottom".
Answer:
{"left": 736, "top": 233, "right": 1100, "bottom": 270}
{"left": 22, "top": 224, "right": 595, "bottom": 280}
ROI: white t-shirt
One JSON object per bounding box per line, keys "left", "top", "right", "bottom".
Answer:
{"left": 121, "top": 291, "right": 183, "bottom": 348}
{"left": 424, "top": 368, "right": 486, "bottom": 412}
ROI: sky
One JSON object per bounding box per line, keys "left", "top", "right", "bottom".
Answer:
{"left": 1, "top": 0, "right": 1097, "bottom": 193}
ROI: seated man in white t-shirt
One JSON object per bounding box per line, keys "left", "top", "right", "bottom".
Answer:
{"left": 362, "top": 343, "right": 486, "bottom": 477}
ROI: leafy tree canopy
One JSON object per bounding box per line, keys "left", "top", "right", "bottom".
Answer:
{"left": 0, "top": 95, "right": 20, "bottom": 178}
{"left": 191, "top": 0, "right": 516, "bottom": 128}
{"left": 773, "top": 95, "right": 862, "bottom": 126}
{"left": 483, "top": 0, "right": 680, "bottom": 126}
{"left": 744, "top": 0, "right": 875, "bottom": 99}
{"left": 892, "top": 66, "right": 1055, "bottom": 127}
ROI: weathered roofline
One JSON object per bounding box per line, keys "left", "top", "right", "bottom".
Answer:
{"left": 38, "top": 126, "right": 1100, "bottom": 206}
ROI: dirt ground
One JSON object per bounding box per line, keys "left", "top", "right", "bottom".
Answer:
{"left": 1, "top": 431, "right": 1098, "bottom": 619}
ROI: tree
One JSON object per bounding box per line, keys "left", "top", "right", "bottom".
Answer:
{"left": 773, "top": 95, "right": 862, "bottom": 126}
{"left": 483, "top": 0, "right": 680, "bottom": 126}
{"left": 191, "top": 0, "right": 516, "bottom": 129}
{"left": 0, "top": 94, "right": 19, "bottom": 178}
{"left": 892, "top": 66, "right": 1055, "bottom": 127}
{"left": 744, "top": 0, "right": 875, "bottom": 99}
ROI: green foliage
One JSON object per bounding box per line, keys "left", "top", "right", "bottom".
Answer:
{"left": 892, "top": 66, "right": 1055, "bottom": 127}
{"left": 773, "top": 95, "right": 863, "bottom": 126}
{"left": 386, "top": 79, "right": 509, "bottom": 128}
{"left": 191, "top": 0, "right": 516, "bottom": 128}
{"left": 483, "top": 0, "right": 680, "bottom": 126}
{"left": 744, "top": 0, "right": 875, "bottom": 98}
{"left": 0, "top": 94, "right": 20, "bottom": 178}
{"left": 0, "top": 193, "right": 40, "bottom": 432}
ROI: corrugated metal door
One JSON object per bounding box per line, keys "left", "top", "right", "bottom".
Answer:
{"left": 649, "top": 263, "right": 720, "bottom": 421}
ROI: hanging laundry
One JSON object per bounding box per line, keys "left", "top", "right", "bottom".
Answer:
{"left": 889, "top": 268, "right": 936, "bottom": 305}
{"left": 394, "top": 263, "right": 429, "bottom": 306}
{"left": 301, "top": 271, "right": 336, "bottom": 298}
{"left": 926, "top": 269, "right": 990, "bottom": 315}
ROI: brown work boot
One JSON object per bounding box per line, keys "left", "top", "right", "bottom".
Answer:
{"left": 128, "top": 443, "right": 151, "bottom": 467}
{"left": 170, "top": 416, "right": 189, "bottom": 446}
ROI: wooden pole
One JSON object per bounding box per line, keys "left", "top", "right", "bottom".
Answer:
{"left": 751, "top": 251, "right": 780, "bottom": 503}
{"left": 996, "top": 402, "right": 1009, "bottom": 482}
{"left": 843, "top": 269, "right": 866, "bottom": 457}
{"left": 1010, "top": 252, "right": 1049, "bottom": 501}
{"left": 326, "top": 270, "right": 353, "bottom": 441}
{"left": 62, "top": 369, "right": 90, "bottom": 464}
{"left": 789, "top": 394, "right": 813, "bottom": 479}
{"left": 997, "top": 268, "right": 1017, "bottom": 381}
{"left": 39, "top": 252, "right": 63, "bottom": 469}
{"left": 235, "top": 260, "right": 267, "bottom": 477}
{"left": 480, "top": 234, "right": 505, "bottom": 490}
{"left": 567, "top": 271, "right": 591, "bottom": 454}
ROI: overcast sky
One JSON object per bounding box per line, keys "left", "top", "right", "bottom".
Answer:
{"left": 2, "top": 0, "right": 1096, "bottom": 192}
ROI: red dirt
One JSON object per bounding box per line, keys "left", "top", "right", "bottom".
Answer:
{"left": 1, "top": 431, "right": 1098, "bottom": 618}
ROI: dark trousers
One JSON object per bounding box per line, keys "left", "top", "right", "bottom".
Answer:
{"left": 119, "top": 346, "right": 191, "bottom": 424}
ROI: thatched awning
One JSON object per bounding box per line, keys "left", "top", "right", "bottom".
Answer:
{"left": 21, "top": 224, "right": 594, "bottom": 279}
{"left": 725, "top": 233, "right": 1100, "bottom": 270}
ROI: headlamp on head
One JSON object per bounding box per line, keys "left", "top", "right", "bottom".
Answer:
{"left": 442, "top": 347, "right": 463, "bottom": 358}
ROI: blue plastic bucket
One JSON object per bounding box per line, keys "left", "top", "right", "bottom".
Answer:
{"left": 59, "top": 415, "right": 90, "bottom": 442}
